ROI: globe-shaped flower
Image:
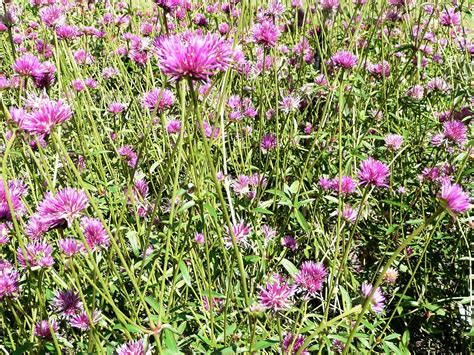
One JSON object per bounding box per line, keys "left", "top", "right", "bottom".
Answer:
{"left": 154, "top": 32, "right": 234, "bottom": 81}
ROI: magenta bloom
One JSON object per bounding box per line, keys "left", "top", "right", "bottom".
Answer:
{"left": 261, "top": 133, "right": 277, "bottom": 152}
{"left": 439, "top": 179, "right": 470, "bottom": 215}
{"left": 118, "top": 145, "right": 138, "bottom": 168}
{"left": 13, "top": 53, "right": 42, "bottom": 77}
{"left": 282, "top": 333, "right": 309, "bottom": 355}
{"left": 331, "top": 50, "right": 358, "bottom": 70}
{"left": 52, "top": 289, "right": 83, "bottom": 316}
{"left": 258, "top": 279, "right": 295, "bottom": 311}
{"left": 142, "top": 88, "right": 175, "bottom": 112}
{"left": 357, "top": 157, "right": 390, "bottom": 187}
{"left": 330, "top": 176, "right": 357, "bottom": 195}
{"left": 81, "top": 217, "right": 110, "bottom": 250}
{"left": 251, "top": 20, "right": 281, "bottom": 48}
{"left": 320, "top": 0, "right": 339, "bottom": 11}
{"left": 59, "top": 238, "right": 84, "bottom": 257}
{"left": 117, "top": 339, "right": 152, "bottom": 355}
{"left": 69, "top": 309, "right": 101, "bottom": 330}
{"left": 39, "top": 5, "right": 64, "bottom": 27}
{"left": 154, "top": 32, "right": 234, "bottom": 81}
{"left": 0, "top": 179, "right": 27, "bottom": 221}
{"left": 443, "top": 120, "right": 467, "bottom": 146}
{"left": 439, "top": 8, "right": 461, "bottom": 27}
{"left": 225, "top": 221, "right": 252, "bottom": 248}
{"left": 34, "top": 319, "right": 58, "bottom": 339}
{"left": 361, "top": 282, "right": 385, "bottom": 313}
{"left": 0, "top": 260, "right": 19, "bottom": 299}
{"left": 282, "top": 235, "right": 298, "bottom": 251}
{"left": 295, "top": 261, "right": 327, "bottom": 296}
{"left": 22, "top": 98, "right": 72, "bottom": 135}
{"left": 17, "top": 240, "right": 54, "bottom": 268}
{"left": 154, "top": 0, "right": 181, "bottom": 13}
{"left": 108, "top": 102, "right": 127, "bottom": 115}
{"left": 37, "top": 188, "right": 89, "bottom": 230}
{"left": 33, "top": 61, "right": 56, "bottom": 89}
{"left": 0, "top": 223, "right": 9, "bottom": 245}
{"left": 384, "top": 134, "right": 403, "bottom": 150}
{"left": 342, "top": 205, "right": 358, "bottom": 223}
{"left": 166, "top": 119, "right": 181, "bottom": 134}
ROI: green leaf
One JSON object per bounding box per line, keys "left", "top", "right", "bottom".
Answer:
{"left": 250, "top": 338, "right": 279, "bottom": 351}
{"left": 145, "top": 296, "right": 160, "bottom": 313}
{"left": 252, "top": 207, "right": 274, "bottom": 215}
{"left": 295, "top": 210, "right": 310, "bottom": 232}
{"left": 178, "top": 260, "right": 192, "bottom": 287}
{"left": 281, "top": 258, "right": 298, "bottom": 277}
{"left": 204, "top": 202, "right": 218, "bottom": 220}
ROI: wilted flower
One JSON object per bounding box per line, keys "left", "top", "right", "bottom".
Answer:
{"left": 383, "top": 267, "right": 399, "bottom": 285}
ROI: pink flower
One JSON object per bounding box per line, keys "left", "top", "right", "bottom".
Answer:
{"left": 13, "top": 53, "right": 43, "bottom": 77}
{"left": 81, "top": 217, "right": 110, "bottom": 250}
{"left": 34, "top": 319, "right": 58, "bottom": 339}
{"left": 69, "top": 309, "right": 101, "bottom": 330}
{"left": 320, "top": 0, "right": 339, "bottom": 11}
{"left": 439, "top": 8, "right": 460, "bottom": 27}
{"left": 406, "top": 85, "right": 424, "bottom": 100}
{"left": 17, "top": 240, "right": 54, "bottom": 268}
{"left": 225, "top": 221, "right": 252, "bottom": 247}
{"left": 282, "top": 235, "right": 298, "bottom": 251}
{"left": 258, "top": 279, "right": 295, "bottom": 311}
{"left": 194, "top": 233, "right": 205, "bottom": 245}
{"left": 0, "top": 223, "right": 10, "bottom": 245}
{"left": 116, "top": 339, "right": 152, "bottom": 355}
{"left": 342, "top": 205, "right": 358, "bottom": 223}
{"left": 295, "top": 261, "right": 327, "bottom": 296}
{"left": 22, "top": 98, "right": 72, "bottom": 135}
{"left": 39, "top": 5, "right": 64, "bottom": 27}
{"left": 37, "top": 188, "right": 89, "bottom": 229}
{"left": 166, "top": 119, "right": 181, "bottom": 134}
{"left": 154, "top": 0, "right": 181, "bottom": 13}
{"left": 443, "top": 120, "right": 467, "bottom": 146}
{"left": 52, "top": 289, "right": 83, "bottom": 316}
{"left": 282, "top": 333, "right": 309, "bottom": 355}
{"left": 439, "top": 179, "right": 470, "bottom": 215}
{"left": 384, "top": 134, "right": 403, "bottom": 150}
{"left": 0, "top": 260, "right": 19, "bottom": 299}
{"left": 142, "top": 88, "right": 175, "bottom": 112}
{"left": 357, "top": 157, "right": 390, "bottom": 187}
{"left": 361, "top": 282, "right": 385, "bottom": 313}
{"left": 108, "top": 102, "right": 127, "bottom": 115}
{"left": 118, "top": 145, "right": 138, "bottom": 168}
{"left": 59, "top": 238, "right": 84, "bottom": 257}
{"left": 154, "top": 32, "right": 234, "bottom": 81}
{"left": 261, "top": 133, "right": 277, "bottom": 152}
{"left": 0, "top": 179, "right": 27, "bottom": 221}
{"left": 251, "top": 20, "right": 281, "bottom": 48}
{"left": 330, "top": 51, "right": 358, "bottom": 70}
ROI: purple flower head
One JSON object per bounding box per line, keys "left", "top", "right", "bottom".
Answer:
{"left": 295, "top": 261, "right": 327, "bottom": 296}
{"left": 154, "top": 0, "right": 181, "bottom": 13}
{"left": 69, "top": 309, "right": 101, "bottom": 330}
{"left": 81, "top": 217, "right": 110, "bottom": 250}
{"left": 142, "top": 88, "right": 175, "bottom": 113}
{"left": 251, "top": 20, "right": 280, "bottom": 48}
{"left": 0, "top": 260, "right": 19, "bottom": 299}
{"left": 118, "top": 145, "right": 138, "bottom": 168}
{"left": 194, "top": 232, "right": 205, "bottom": 245}
{"left": 154, "top": 32, "right": 234, "bottom": 81}
{"left": 52, "top": 289, "right": 83, "bottom": 316}
{"left": 39, "top": 5, "right": 64, "bottom": 27}
{"left": 59, "top": 238, "right": 84, "bottom": 257}
{"left": 361, "top": 282, "right": 385, "bottom": 313}
{"left": 406, "top": 85, "right": 424, "bottom": 100}
{"left": 225, "top": 221, "right": 252, "bottom": 248}
{"left": 439, "top": 179, "right": 470, "bottom": 215}
{"left": 357, "top": 157, "right": 390, "bottom": 187}
{"left": 258, "top": 278, "right": 295, "bottom": 311}
{"left": 166, "top": 119, "right": 181, "bottom": 134}
{"left": 108, "top": 102, "right": 127, "bottom": 115}
{"left": 34, "top": 319, "right": 58, "bottom": 339}
{"left": 330, "top": 176, "right": 357, "bottom": 195}
{"left": 320, "top": 0, "right": 339, "bottom": 11}
{"left": 261, "top": 224, "right": 277, "bottom": 245}
{"left": 280, "top": 94, "right": 300, "bottom": 113}
{"left": 37, "top": 188, "right": 89, "bottom": 230}
{"left": 56, "top": 24, "right": 81, "bottom": 40}
{"left": 443, "top": 120, "right": 467, "bottom": 146}
{"left": 0, "top": 223, "right": 10, "bottom": 245}
{"left": 261, "top": 133, "right": 277, "bottom": 152}
{"left": 282, "top": 333, "right": 309, "bottom": 355}
{"left": 282, "top": 235, "right": 298, "bottom": 251}
{"left": 22, "top": 98, "right": 72, "bottom": 136}
{"left": 17, "top": 240, "right": 54, "bottom": 268}
{"left": 330, "top": 50, "right": 358, "bottom": 70}
{"left": 117, "top": 339, "right": 153, "bottom": 355}
{"left": 13, "top": 53, "right": 42, "bottom": 77}
{"left": 0, "top": 179, "right": 27, "bottom": 221}
{"left": 342, "top": 205, "right": 358, "bottom": 223}
{"left": 440, "top": 8, "right": 460, "bottom": 27}
{"left": 384, "top": 134, "right": 403, "bottom": 150}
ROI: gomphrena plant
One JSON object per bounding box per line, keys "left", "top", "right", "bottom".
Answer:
{"left": 0, "top": 0, "right": 472, "bottom": 353}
